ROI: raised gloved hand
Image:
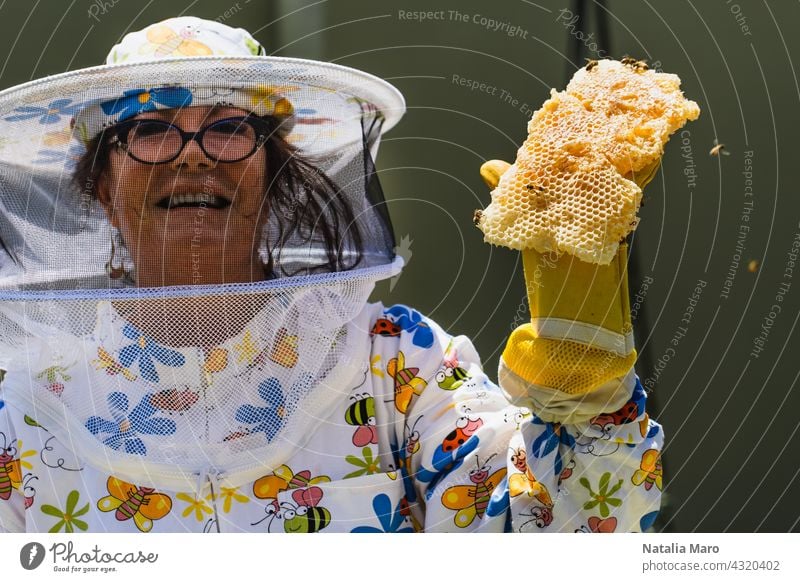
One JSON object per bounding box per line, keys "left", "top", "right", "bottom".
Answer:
{"left": 476, "top": 59, "right": 698, "bottom": 398}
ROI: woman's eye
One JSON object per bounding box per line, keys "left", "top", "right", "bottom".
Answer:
{"left": 131, "top": 123, "right": 170, "bottom": 138}
{"left": 209, "top": 121, "right": 248, "bottom": 135}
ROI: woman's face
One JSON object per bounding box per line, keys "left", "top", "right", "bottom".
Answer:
{"left": 97, "top": 105, "right": 269, "bottom": 287}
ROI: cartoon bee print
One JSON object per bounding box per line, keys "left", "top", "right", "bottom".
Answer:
{"left": 0, "top": 432, "right": 22, "bottom": 501}
{"left": 517, "top": 506, "right": 553, "bottom": 530}
{"left": 441, "top": 454, "right": 507, "bottom": 528}
{"left": 97, "top": 476, "right": 172, "bottom": 532}
{"left": 251, "top": 499, "right": 282, "bottom": 531}
{"left": 92, "top": 347, "right": 137, "bottom": 381}
{"left": 345, "top": 393, "right": 378, "bottom": 447}
{"left": 21, "top": 473, "right": 38, "bottom": 509}
{"left": 282, "top": 487, "right": 331, "bottom": 533}
{"left": 387, "top": 351, "right": 426, "bottom": 414}
{"left": 508, "top": 447, "right": 554, "bottom": 507}
{"left": 139, "top": 24, "right": 213, "bottom": 58}
{"left": 435, "top": 349, "right": 471, "bottom": 391}
{"left": 632, "top": 449, "right": 663, "bottom": 491}
{"left": 253, "top": 465, "right": 330, "bottom": 501}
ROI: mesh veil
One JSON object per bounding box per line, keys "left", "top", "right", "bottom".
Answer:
{"left": 0, "top": 57, "right": 404, "bottom": 485}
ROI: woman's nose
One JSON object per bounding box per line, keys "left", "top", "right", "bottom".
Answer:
{"left": 169, "top": 136, "right": 216, "bottom": 172}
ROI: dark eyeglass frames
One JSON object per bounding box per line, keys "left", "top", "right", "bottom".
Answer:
{"left": 109, "top": 116, "right": 271, "bottom": 165}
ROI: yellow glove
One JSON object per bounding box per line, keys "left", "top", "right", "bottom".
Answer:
{"left": 476, "top": 59, "right": 698, "bottom": 398}
{"left": 481, "top": 159, "right": 659, "bottom": 395}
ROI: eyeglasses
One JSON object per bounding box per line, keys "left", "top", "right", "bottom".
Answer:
{"left": 109, "top": 116, "right": 270, "bottom": 165}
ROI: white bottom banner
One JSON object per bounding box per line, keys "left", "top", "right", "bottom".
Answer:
{"left": 2, "top": 533, "right": 798, "bottom": 581}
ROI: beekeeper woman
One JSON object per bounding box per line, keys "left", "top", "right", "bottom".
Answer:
{"left": 0, "top": 17, "right": 662, "bottom": 533}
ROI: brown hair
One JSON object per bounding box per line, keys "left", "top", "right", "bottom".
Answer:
{"left": 72, "top": 115, "right": 364, "bottom": 278}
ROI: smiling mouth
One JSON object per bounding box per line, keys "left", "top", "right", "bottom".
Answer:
{"left": 156, "top": 193, "right": 232, "bottom": 210}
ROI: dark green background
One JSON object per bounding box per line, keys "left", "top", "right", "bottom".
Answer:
{"left": 1, "top": 0, "right": 798, "bottom": 532}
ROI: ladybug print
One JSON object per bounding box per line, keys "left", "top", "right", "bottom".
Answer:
{"left": 441, "top": 410, "right": 484, "bottom": 452}
{"left": 590, "top": 400, "right": 640, "bottom": 433}
{"left": 442, "top": 427, "right": 468, "bottom": 453}
{"left": 371, "top": 317, "right": 401, "bottom": 338}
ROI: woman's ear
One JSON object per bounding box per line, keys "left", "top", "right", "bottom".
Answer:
{"left": 94, "top": 175, "right": 119, "bottom": 228}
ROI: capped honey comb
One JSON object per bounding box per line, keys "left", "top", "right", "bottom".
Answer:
{"left": 477, "top": 59, "right": 700, "bottom": 264}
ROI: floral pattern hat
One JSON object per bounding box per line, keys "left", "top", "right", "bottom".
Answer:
{"left": 0, "top": 16, "right": 405, "bottom": 170}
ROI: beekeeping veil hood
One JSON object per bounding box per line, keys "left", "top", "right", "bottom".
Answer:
{"left": 0, "top": 17, "right": 404, "bottom": 488}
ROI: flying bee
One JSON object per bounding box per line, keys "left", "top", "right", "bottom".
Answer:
{"left": 441, "top": 453, "right": 507, "bottom": 528}
{"left": 282, "top": 487, "right": 331, "bottom": 533}
{"left": 345, "top": 393, "right": 378, "bottom": 447}
{"left": 97, "top": 476, "right": 172, "bottom": 532}
{"left": 387, "top": 351, "right": 427, "bottom": 413}
{"left": 709, "top": 139, "right": 730, "bottom": 156}
{"left": 585, "top": 58, "right": 598, "bottom": 72}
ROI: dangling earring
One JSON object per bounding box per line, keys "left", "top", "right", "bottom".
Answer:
{"left": 105, "top": 233, "right": 126, "bottom": 279}
{"left": 261, "top": 243, "right": 276, "bottom": 280}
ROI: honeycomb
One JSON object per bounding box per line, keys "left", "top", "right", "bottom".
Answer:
{"left": 477, "top": 59, "right": 700, "bottom": 264}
